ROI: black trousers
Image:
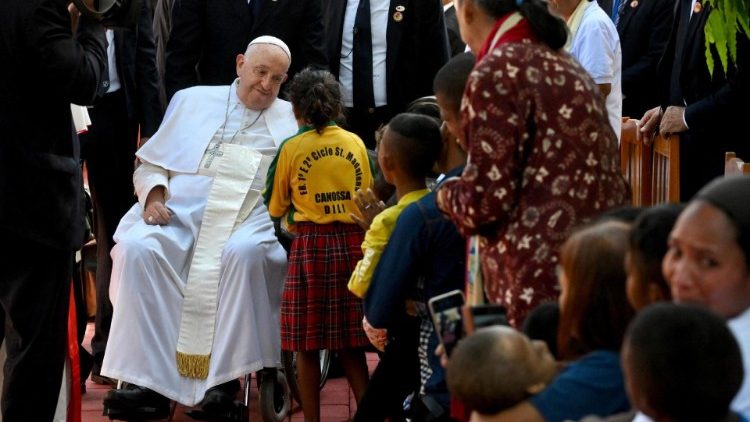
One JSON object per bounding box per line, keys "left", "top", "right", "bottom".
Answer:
{"left": 354, "top": 317, "right": 420, "bottom": 422}
{"left": 79, "top": 90, "right": 138, "bottom": 366}
{"left": 0, "top": 229, "right": 72, "bottom": 421}
{"left": 344, "top": 105, "right": 392, "bottom": 150}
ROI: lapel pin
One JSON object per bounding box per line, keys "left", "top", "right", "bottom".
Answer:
{"left": 395, "top": 5, "right": 405, "bottom": 11}
{"left": 630, "top": 0, "right": 638, "bottom": 7}
{"left": 693, "top": 1, "right": 702, "bottom": 13}
{"left": 393, "top": 11, "right": 403, "bottom": 22}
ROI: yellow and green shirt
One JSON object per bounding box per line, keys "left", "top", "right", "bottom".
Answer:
{"left": 347, "top": 188, "right": 430, "bottom": 298}
{"left": 263, "top": 123, "right": 373, "bottom": 228}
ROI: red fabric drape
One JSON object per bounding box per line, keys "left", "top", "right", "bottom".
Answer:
{"left": 67, "top": 283, "right": 81, "bottom": 422}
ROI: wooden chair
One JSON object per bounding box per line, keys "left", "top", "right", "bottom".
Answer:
{"left": 620, "top": 118, "right": 653, "bottom": 206}
{"left": 651, "top": 133, "right": 680, "bottom": 204}
{"left": 724, "top": 151, "right": 750, "bottom": 176}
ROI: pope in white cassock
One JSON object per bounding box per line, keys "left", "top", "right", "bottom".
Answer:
{"left": 101, "top": 36, "right": 298, "bottom": 419}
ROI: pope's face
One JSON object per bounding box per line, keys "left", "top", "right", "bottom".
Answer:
{"left": 235, "top": 46, "right": 289, "bottom": 110}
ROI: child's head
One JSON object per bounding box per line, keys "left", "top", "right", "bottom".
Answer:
{"left": 285, "top": 67, "right": 343, "bottom": 134}
{"left": 557, "top": 221, "right": 635, "bottom": 360}
{"left": 433, "top": 52, "right": 475, "bottom": 148}
{"left": 623, "top": 303, "right": 744, "bottom": 422}
{"left": 446, "top": 326, "right": 557, "bottom": 415}
{"left": 378, "top": 113, "right": 442, "bottom": 185}
{"left": 625, "top": 204, "right": 685, "bottom": 310}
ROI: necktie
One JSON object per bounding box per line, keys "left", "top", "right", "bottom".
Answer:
{"left": 97, "top": 60, "right": 110, "bottom": 97}
{"left": 613, "top": 0, "right": 627, "bottom": 25}
{"left": 248, "top": 0, "right": 262, "bottom": 27}
{"left": 669, "top": 0, "right": 691, "bottom": 105}
{"left": 611, "top": 0, "right": 621, "bottom": 22}
{"left": 352, "top": 0, "right": 375, "bottom": 109}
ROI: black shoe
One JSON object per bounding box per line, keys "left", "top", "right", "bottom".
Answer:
{"left": 103, "top": 383, "right": 170, "bottom": 420}
{"left": 199, "top": 379, "right": 241, "bottom": 414}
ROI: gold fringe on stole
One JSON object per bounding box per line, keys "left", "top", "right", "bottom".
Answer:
{"left": 176, "top": 352, "right": 211, "bottom": 379}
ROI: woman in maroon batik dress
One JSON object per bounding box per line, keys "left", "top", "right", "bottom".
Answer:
{"left": 437, "top": 0, "right": 628, "bottom": 328}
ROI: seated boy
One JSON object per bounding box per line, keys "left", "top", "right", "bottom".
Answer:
{"left": 446, "top": 326, "right": 557, "bottom": 415}
{"left": 619, "top": 303, "right": 747, "bottom": 422}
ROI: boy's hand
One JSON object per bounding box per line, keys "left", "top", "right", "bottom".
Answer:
{"left": 350, "top": 188, "right": 386, "bottom": 230}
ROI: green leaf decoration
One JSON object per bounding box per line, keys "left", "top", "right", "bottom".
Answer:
{"left": 703, "top": 0, "right": 748, "bottom": 75}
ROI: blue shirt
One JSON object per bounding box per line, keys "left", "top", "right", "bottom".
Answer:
{"left": 364, "top": 166, "right": 465, "bottom": 405}
{"left": 530, "top": 350, "right": 630, "bottom": 422}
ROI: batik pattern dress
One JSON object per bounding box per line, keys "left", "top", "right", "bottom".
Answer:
{"left": 438, "top": 37, "right": 628, "bottom": 328}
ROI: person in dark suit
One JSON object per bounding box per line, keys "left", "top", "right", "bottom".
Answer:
{"left": 443, "top": 0, "right": 467, "bottom": 56}
{"left": 638, "top": 0, "right": 750, "bottom": 201}
{"left": 80, "top": 0, "right": 164, "bottom": 385}
{"left": 0, "top": 0, "right": 106, "bottom": 420}
{"left": 323, "top": 0, "right": 450, "bottom": 149}
{"left": 164, "top": 0, "right": 328, "bottom": 101}
{"left": 616, "top": 0, "right": 674, "bottom": 118}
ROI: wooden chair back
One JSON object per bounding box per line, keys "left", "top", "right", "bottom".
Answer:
{"left": 724, "top": 151, "right": 750, "bottom": 176}
{"left": 620, "top": 118, "right": 652, "bottom": 206}
{"left": 651, "top": 134, "right": 680, "bottom": 204}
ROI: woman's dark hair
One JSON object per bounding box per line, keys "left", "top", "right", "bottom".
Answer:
{"left": 557, "top": 221, "right": 635, "bottom": 360}
{"left": 626, "top": 303, "right": 744, "bottom": 421}
{"left": 285, "top": 67, "right": 343, "bottom": 134}
{"left": 470, "top": 0, "right": 568, "bottom": 50}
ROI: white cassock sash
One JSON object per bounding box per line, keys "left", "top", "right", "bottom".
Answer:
{"left": 175, "top": 143, "right": 268, "bottom": 378}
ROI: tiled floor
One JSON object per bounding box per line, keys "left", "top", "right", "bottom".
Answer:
{"left": 80, "top": 322, "right": 379, "bottom": 422}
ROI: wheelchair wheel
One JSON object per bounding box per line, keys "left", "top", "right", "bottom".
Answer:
{"left": 258, "top": 369, "right": 291, "bottom": 422}
{"left": 280, "top": 349, "right": 331, "bottom": 405}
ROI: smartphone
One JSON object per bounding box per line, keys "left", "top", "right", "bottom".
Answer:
{"left": 428, "top": 289, "right": 465, "bottom": 357}
{"left": 465, "top": 304, "right": 508, "bottom": 334}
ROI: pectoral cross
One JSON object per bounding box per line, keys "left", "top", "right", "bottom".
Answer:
{"left": 204, "top": 143, "right": 224, "bottom": 168}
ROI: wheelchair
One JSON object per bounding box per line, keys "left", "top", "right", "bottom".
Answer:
{"left": 103, "top": 367, "right": 291, "bottom": 422}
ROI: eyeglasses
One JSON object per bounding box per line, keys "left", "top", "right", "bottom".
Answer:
{"left": 252, "top": 66, "right": 286, "bottom": 86}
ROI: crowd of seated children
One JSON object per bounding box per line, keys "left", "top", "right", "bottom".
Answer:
{"left": 471, "top": 220, "right": 634, "bottom": 422}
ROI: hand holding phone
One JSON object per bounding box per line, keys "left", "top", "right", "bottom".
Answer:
{"left": 428, "top": 290, "right": 465, "bottom": 357}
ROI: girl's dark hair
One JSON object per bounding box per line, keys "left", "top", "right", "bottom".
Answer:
{"left": 628, "top": 203, "right": 685, "bottom": 301}
{"left": 471, "top": 0, "right": 568, "bottom": 50}
{"left": 285, "top": 67, "right": 343, "bottom": 134}
{"left": 557, "top": 221, "right": 635, "bottom": 360}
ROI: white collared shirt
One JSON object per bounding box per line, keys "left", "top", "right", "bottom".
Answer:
{"left": 105, "top": 29, "right": 121, "bottom": 93}
{"left": 339, "top": 0, "right": 389, "bottom": 108}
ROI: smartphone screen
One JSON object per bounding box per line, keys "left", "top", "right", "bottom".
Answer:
{"left": 428, "top": 290, "right": 465, "bottom": 357}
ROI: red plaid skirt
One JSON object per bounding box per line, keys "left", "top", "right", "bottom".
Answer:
{"left": 281, "top": 222, "right": 369, "bottom": 351}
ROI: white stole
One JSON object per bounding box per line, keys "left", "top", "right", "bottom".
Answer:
{"left": 175, "top": 143, "right": 268, "bottom": 378}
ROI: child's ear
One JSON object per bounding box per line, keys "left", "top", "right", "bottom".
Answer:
{"left": 526, "top": 381, "right": 547, "bottom": 395}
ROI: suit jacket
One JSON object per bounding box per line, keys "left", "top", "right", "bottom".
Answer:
{"left": 165, "top": 0, "right": 328, "bottom": 100}
{"left": 110, "top": 1, "right": 163, "bottom": 136}
{"left": 616, "top": 0, "right": 674, "bottom": 118}
{"left": 444, "top": 5, "right": 466, "bottom": 57}
{"left": 323, "top": 0, "right": 450, "bottom": 116}
{"left": 0, "top": 0, "right": 106, "bottom": 250}
{"left": 656, "top": 0, "right": 750, "bottom": 199}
